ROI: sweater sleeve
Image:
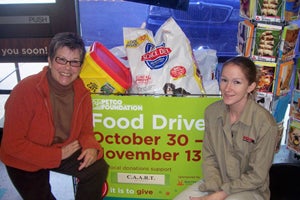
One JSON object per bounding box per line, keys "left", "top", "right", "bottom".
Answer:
{"left": 77, "top": 94, "right": 102, "bottom": 153}
{"left": 1, "top": 82, "right": 62, "bottom": 170}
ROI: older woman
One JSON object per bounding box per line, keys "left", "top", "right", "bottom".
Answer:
{"left": 0, "top": 32, "right": 108, "bottom": 200}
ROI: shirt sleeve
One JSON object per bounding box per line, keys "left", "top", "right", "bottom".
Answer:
{"left": 199, "top": 110, "right": 223, "bottom": 192}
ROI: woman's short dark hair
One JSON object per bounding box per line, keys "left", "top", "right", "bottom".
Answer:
{"left": 222, "top": 56, "right": 257, "bottom": 85}
{"left": 48, "top": 32, "right": 86, "bottom": 62}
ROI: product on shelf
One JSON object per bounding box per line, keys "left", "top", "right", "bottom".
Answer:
{"left": 251, "top": 23, "right": 282, "bottom": 62}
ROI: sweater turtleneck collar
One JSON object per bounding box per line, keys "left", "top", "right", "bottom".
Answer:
{"left": 46, "top": 68, "right": 74, "bottom": 96}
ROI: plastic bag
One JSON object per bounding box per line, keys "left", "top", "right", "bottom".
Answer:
{"left": 123, "top": 17, "right": 205, "bottom": 95}
{"left": 194, "top": 48, "right": 220, "bottom": 94}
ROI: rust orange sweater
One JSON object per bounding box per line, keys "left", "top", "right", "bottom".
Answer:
{"left": 0, "top": 67, "right": 102, "bottom": 172}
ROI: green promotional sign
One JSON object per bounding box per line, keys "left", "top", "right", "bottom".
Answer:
{"left": 92, "top": 95, "right": 220, "bottom": 200}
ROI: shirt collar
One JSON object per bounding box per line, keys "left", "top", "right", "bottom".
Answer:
{"left": 216, "top": 99, "right": 255, "bottom": 127}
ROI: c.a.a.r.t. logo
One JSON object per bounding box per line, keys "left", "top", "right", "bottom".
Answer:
{"left": 117, "top": 173, "right": 165, "bottom": 185}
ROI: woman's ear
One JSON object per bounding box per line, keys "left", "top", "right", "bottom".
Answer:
{"left": 248, "top": 82, "right": 257, "bottom": 93}
{"left": 48, "top": 57, "right": 52, "bottom": 68}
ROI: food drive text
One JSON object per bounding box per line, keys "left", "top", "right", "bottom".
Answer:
{"left": 93, "top": 113, "right": 204, "bottom": 162}
{"left": 93, "top": 113, "right": 205, "bottom": 131}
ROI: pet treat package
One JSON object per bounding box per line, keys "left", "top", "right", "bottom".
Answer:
{"left": 123, "top": 17, "right": 205, "bottom": 95}
{"left": 287, "top": 119, "right": 300, "bottom": 154}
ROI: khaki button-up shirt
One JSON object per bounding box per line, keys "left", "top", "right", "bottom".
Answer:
{"left": 199, "top": 99, "right": 278, "bottom": 199}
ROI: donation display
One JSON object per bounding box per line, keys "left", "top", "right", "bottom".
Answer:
{"left": 92, "top": 94, "right": 220, "bottom": 199}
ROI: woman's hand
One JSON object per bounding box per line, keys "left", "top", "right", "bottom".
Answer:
{"left": 190, "top": 191, "right": 228, "bottom": 200}
{"left": 77, "top": 148, "right": 98, "bottom": 171}
{"left": 61, "top": 140, "right": 81, "bottom": 160}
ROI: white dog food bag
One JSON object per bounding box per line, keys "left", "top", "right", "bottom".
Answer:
{"left": 123, "top": 17, "right": 205, "bottom": 95}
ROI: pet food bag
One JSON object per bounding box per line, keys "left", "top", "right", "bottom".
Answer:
{"left": 123, "top": 17, "right": 205, "bottom": 95}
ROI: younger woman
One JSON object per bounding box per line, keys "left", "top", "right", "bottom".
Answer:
{"left": 174, "top": 56, "right": 278, "bottom": 200}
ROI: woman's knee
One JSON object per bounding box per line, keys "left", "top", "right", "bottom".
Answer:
{"left": 173, "top": 180, "right": 207, "bottom": 200}
{"left": 225, "top": 191, "right": 263, "bottom": 200}
{"left": 96, "top": 158, "right": 109, "bottom": 176}
{"left": 77, "top": 158, "right": 109, "bottom": 181}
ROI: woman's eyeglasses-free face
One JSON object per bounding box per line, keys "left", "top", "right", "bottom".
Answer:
{"left": 55, "top": 57, "right": 82, "bottom": 68}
